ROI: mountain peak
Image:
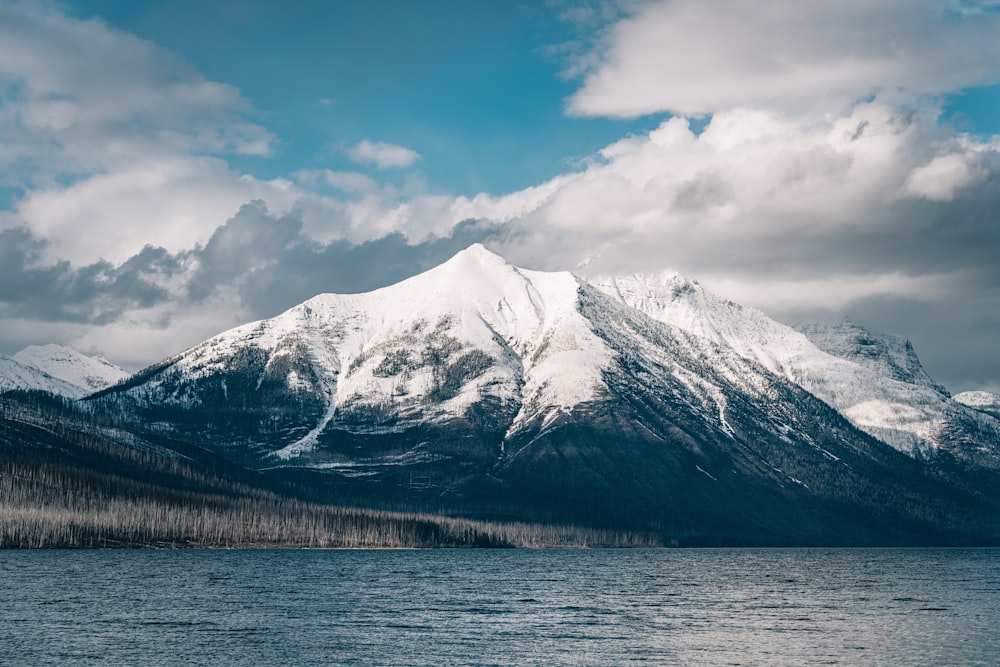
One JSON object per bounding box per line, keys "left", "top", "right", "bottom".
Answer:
{"left": 439, "top": 242, "right": 510, "bottom": 272}
{"left": 11, "top": 344, "right": 127, "bottom": 395}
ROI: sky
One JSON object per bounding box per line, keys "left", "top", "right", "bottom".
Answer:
{"left": 1, "top": 0, "right": 999, "bottom": 394}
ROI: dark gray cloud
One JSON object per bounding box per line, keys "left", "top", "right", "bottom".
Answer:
{"left": 0, "top": 204, "right": 505, "bottom": 330}
{"left": 0, "top": 226, "right": 182, "bottom": 324}
{"left": 185, "top": 201, "right": 506, "bottom": 320}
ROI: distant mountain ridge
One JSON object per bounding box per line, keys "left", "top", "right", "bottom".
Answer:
{"left": 955, "top": 391, "right": 1000, "bottom": 421}
{"left": 1, "top": 345, "right": 127, "bottom": 398}
{"left": 86, "top": 245, "right": 1000, "bottom": 471}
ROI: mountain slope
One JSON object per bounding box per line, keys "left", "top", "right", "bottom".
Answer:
{"left": 587, "top": 271, "right": 1000, "bottom": 467}
{"left": 0, "top": 355, "right": 82, "bottom": 398}
{"left": 796, "top": 320, "right": 949, "bottom": 396}
{"left": 1, "top": 345, "right": 127, "bottom": 399}
{"left": 13, "top": 345, "right": 127, "bottom": 394}
{"left": 92, "top": 245, "right": 612, "bottom": 465}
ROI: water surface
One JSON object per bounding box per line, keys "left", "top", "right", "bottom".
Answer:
{"left": 1, "top": 548, "right": 998, "bottom": 666}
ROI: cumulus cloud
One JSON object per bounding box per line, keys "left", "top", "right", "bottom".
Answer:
{"left": 11, "top": 157, "right": 301, "bottom": 264}
{"left": 905, "top": 153, "right": 985, "bottom": 200}
{"left": 568, "top": 0, "right": 1000, "bottom": 117}
{"left": 0, "top": 0, "right": 283, "bottom": 264}
{"left": 0, "top": 1, "right": 272, "bottom": 180}
{"left": 479, "top": 104, "right": 1000, "bottom": 297}
{"left": 348, "top": 139, "right": 422, "bottom": 169}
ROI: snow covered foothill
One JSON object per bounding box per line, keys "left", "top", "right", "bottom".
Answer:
{"left": 13, "top": 344, "right": 128, "bottom": 394}
{"left": 1, "top": 345, "right": 127, "bottom": 399}
{"left": 954, "top": 391, "right": 1000, "bottom": 419}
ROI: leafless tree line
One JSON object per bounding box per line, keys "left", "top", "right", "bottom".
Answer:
{"left": 0, "top": 463, "right": 661, "bottom": 549}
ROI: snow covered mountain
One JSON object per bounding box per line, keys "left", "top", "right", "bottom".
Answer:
{"left": 93, "top": 245, "right": 616, "bottom": 460}
{"left": 13, "top": 345, "right": 127, "bottom": 394}
{"left": 796, "top": 320, "right": 949, "bottom": 396}
{"left": 84, "top": 244, "right": 1000, "bottom": 543}
{"left": 0, "top": 355, "right": 81, "bottom": 397}
{"left": 587, "top": 271, "right": 1000, "bottom": 466}
{"left": 954, "top": 391, "right": 1000, "bottom": 421}
{"left": 0, "top": 345, "right": 127, "bottom": 399}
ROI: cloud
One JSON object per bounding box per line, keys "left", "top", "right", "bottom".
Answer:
{"left": 0, "top": 226, "right": 184, "bottom": 324}
{"left": 905, "top": 153, "right": 985, "bottom": 200}
{"left": 0, "top": 0, "right": 283, "bottom": 264}
{"left": 183, "top": 202, "right": 505, "bottom": 317}
{"left": 10, "top": 156, "right": 302, "bottom": 264}
{"left": 482, "top": 104, "right": 1000, "bottom": 289}
{"left": 0, "top": 203, "right": 506, "bottom": 368}
{"left": 0, "top": 1, "right": 272, "bottom": 181}
{"left": 567, "top": 0, "right": 1000, "bottom": 117}
{"left": 348, "top": 139, "right": 422, "bottom": 169}
{"left": 294, "top": 169, "right": 379, "bottom": 194}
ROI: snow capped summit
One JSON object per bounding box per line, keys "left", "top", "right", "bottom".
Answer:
{"left": 1, "top": 345, "right": 127, "bottom": 399}
{"left": 0, "top": 355, "right": 80, "bottom": 397}
{"left": 103, "top": 244, "right": 615, "bottom": 460}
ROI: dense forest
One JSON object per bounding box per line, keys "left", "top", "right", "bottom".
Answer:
{"left": 0, "top": 394, "right": 660, "bottom": 549}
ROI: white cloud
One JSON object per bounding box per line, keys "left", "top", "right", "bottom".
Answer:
{"left": 905, "top": 153, "right": 983, "bottom": 201}
{"left": 0, "top": 1, "right": 272, "bottom": 180}
{"left": 701, "top": 272, "right": 956, "bottom": 315}
{"left": 14, "top": 156, "right": 300, "bottom": 264}
{"left": 568, "top": 0, "right": 1000, "bottom": 117}
{"left": 451, "top": 103, "right": 1000, "bottom": 311}
{"left": 348, "top": 139, "right": 421, "bottom": 169}
{"left": 0, "top": 0, "right": 283, "bottom": 263}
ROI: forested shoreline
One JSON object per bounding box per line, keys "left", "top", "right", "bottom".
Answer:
{"left": 0, "top": 462, "right": 661, "bottom": 549}
{"left": 0, "top": 395, "right": 661, "bottom": 549}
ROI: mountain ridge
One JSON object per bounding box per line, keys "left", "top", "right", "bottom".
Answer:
{"left": 1, "top": 345, "right": 127, "bottom": 399}
{"left": 584, "top": 270, "right": 1000, "bottom": 464}
{"left": 6, "top": 244, "right": 1000, "bottom": 545}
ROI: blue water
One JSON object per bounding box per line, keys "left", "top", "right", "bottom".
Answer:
{"left": 1, "top": 548, "right": 998, "bottom": 666}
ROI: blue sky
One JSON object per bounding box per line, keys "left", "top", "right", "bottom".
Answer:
{"left": 64, "top": 0, "right": 667, "bottom": 196}
{"left": 2, "top": 0, "right": 1000, "bottom": 393}
{"left": 62, "top": 0, "right": 1000, "bottom": 193}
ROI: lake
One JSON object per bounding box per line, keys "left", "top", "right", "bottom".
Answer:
{"left": 1, "top": 548, "right": 998, "bottom": 666}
